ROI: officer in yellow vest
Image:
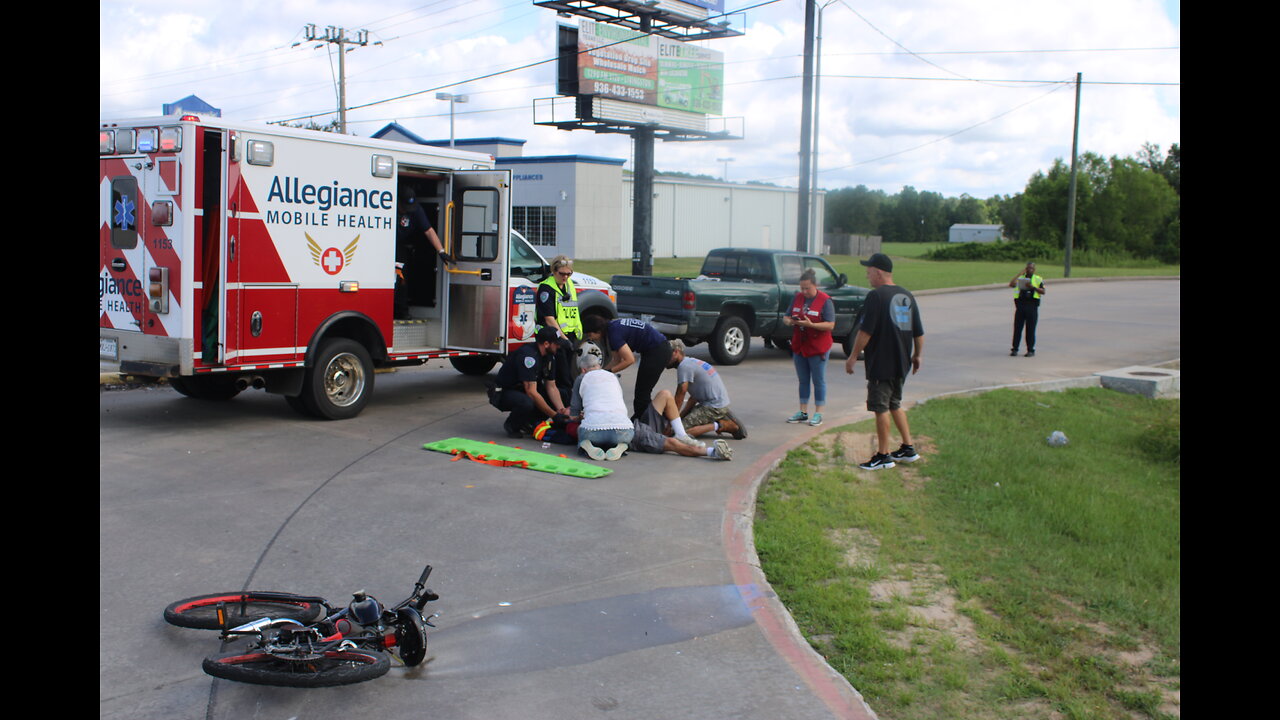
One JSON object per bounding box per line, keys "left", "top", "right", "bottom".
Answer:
{"left": 537, "top": 255, "right": 582, "bottom": 388}
{"left": 1008, "top": 261, "right": 1047, "bottom": 357}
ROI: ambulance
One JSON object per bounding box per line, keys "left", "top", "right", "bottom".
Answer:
{"left": 100, "top": 114, "right": 615, "bottom": 419}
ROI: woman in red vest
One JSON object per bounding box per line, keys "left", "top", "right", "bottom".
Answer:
{"left": 783, "top": 269, "right": 836, "bottom": 426}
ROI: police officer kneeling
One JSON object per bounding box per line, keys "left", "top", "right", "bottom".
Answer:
{"left": 489, "top": 327, "right": 572, "bottom": 438}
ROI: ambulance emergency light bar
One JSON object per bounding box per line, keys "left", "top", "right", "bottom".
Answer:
{"left": 100, "top": 125, "right": 183, "bottom": 155}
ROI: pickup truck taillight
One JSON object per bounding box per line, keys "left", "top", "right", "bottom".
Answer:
{"left": 682, "top": 290, "right": 696, "bottom": 310}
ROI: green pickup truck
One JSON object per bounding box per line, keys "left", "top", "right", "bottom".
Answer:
{"left": 610, "top": 248, "right": 869, "bottom": 365}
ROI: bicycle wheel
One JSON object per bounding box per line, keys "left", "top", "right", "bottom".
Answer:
{"left": 396, "top": 607, "right": 428, "bottom": 667}
{"left": 202, "top": 647, "right": 391, "bottom": 688}
{"left": 164, "top": 592, "right": 326, "bottom": 630}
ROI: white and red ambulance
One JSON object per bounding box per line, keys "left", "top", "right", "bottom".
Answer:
{"left": 100, "top": 114, "right": 614, "bottom": 419}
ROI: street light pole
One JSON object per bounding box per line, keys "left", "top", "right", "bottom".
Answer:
{"left": 436, "top": 92, "right": 469, "bottom": 147}
{"left": 809, "top": 0, "right": 838, "bottom": 255}
{"left": 717, "top": 157, "right": 734, "bottom": 181}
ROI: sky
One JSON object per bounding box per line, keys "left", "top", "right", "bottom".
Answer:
{"left": 100, "top": 0, "right": 1180, "bottom": 200}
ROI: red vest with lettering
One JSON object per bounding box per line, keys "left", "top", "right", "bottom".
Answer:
{"left": 789, "top": 291, "right": 833, "bottom": 357}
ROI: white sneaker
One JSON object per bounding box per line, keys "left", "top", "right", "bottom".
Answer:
{"left": 581, "top": 440, "right": 605, "bottom": 461}
{"left": 676, "top": 434, "right": 706, "bottom": 450}
{"left": 712, "top": 439, "right": 733, "bottom": 461}
{"left": 604, "top": 443, "right": 628, "bottom": 461}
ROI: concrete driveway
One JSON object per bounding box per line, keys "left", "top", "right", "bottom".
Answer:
{"left": 100, "top": 278, "right": 1179, "bottom": 720}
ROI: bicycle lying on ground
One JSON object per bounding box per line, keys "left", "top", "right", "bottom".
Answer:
{"left": 163, "top": 565, "right": 440, "bottom": 687}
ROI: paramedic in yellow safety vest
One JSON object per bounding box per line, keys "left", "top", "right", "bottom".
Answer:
{"left": 1008, "top": 261, "right": 1047, "bottom": 358}
{"left": 536, "top": 255, "right": 581, "bottom": 389}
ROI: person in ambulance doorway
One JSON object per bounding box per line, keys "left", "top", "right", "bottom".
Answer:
{"left": 395, "top": 185, "right": 453, "bottom": 319}
{"left": 536, "top": 255, "right": 582, "bottom": 391}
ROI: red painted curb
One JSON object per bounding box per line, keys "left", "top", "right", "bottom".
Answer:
{"left": 722, "top": 412, "right": 879, "bottom": 720}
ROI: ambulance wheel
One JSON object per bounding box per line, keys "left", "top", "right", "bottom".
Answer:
{"left": 449, "top": 356, "right": 498, "bottom": 376}
{"left": 170, "top": 375, "right": 241, "bottom": 401}
{"left": 301, "top": 339, "right": 374, "bottom": 420}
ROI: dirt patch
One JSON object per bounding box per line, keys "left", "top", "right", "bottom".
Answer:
{"left": 810, "top": 430, "right": 937, "bottom": 489}
{"left": 808, "top": 429, "right": 1178, "bottom": 718}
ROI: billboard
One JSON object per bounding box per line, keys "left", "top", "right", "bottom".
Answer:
{"left": 576, "top": 20, "right": 724, "bottom": 116}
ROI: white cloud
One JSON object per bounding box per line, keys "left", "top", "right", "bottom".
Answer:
{"left": 100, "top": 0, "right": 1179, "bottom": 198}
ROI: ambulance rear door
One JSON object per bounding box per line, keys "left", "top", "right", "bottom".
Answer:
{"left": 442, "top": 169, "right": 511, "bottom": 354}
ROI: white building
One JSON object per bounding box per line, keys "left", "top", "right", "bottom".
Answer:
{"left": 948, "top": 224, "right": 1004, "bottom": 243}
{"left": 372, "top": 123, "right": 824, "bottom": 261}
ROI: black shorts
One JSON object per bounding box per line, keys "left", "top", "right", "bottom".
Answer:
{"left": 866, "top": 377, "right": 905, "bottom": 413}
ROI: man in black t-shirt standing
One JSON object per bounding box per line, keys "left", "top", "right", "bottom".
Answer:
{"left": 845, "top": 253, "right": 925, "bottom": 471}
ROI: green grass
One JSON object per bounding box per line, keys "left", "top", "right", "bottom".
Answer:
{"left": 574, "top": 243, "right": 1178, "bottom": 293}
{"left": 754, "top": 388, "right": 1180, "bottom": 720}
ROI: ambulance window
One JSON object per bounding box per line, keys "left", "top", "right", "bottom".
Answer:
{"left": 457, "top": 188, "right": 500, "bottom": 262}
{"left": 110, "top": 177, "right": 139, "bottom": 249}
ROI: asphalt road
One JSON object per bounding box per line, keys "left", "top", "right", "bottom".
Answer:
{"left": 100, "top": 278, "right": 1179, "bottom": 720}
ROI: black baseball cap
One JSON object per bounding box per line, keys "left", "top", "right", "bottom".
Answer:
{"left": 860, "top": 253, "right": 893, "bottom": 273}
{"left": 535, "top": 327, "right": 559, "bottom": 344}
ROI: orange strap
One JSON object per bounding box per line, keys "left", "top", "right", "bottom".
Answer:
{"left": 448, "top": 448, "right": 529, "bottom": 469}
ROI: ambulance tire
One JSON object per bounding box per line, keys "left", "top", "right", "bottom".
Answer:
{"left": 170, "top": 374, "right": 242, "bottom": 401}
{"left": 449, "top": 356, "right": 498, "bottom": 376}
{"left": 301, "top": 338, "right": 374, "bottom": 420}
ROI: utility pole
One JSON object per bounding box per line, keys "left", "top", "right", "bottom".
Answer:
{"left": 1063, "top": 72, "right": 1082, "bottom": 278}
{"left": 796, "top": 0, "right": 817, "bottom": 251}
{"left": 631, "top": 15, "right": 655, "bottom": 276}
{"left": 303, "top": 24, "right": 370, "bottom": 134}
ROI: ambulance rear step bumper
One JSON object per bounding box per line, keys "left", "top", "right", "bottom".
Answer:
{"left": 121, "top": 360, "right": 181, "bottom": 378}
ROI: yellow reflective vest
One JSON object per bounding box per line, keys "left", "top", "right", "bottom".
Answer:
{"left": 1015, "top": 274, "right": 1044, "bottom": 301}
{"left": 538, "top": 276, "right": 582, "bottom": 337}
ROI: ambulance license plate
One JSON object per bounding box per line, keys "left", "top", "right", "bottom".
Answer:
{"left": 100, "top": 337, "right": 118, "bottom": 360}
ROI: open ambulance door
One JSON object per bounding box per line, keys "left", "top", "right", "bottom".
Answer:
{"left": 441, "top": 169, "right": 511, "bottom": 354}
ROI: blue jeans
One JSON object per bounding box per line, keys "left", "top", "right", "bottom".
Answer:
{"left": 793, "top": 350, "right": 830, "bottom": 407}
{"left": 578, "top": 427, "right": 635, "bottom": 448}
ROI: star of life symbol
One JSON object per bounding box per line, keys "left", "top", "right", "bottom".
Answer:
{"left": 114, "top": 195, "right": 136, "bottom": 230}
{"left": 307, "top": 233, "right": 359, "bottom": 276}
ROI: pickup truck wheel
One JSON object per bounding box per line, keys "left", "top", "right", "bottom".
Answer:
{"left": 300, "top": 338, "right": 374, "bottom": 420}
{"left": 710, "top": 316, "right": 750, "bottom": 366}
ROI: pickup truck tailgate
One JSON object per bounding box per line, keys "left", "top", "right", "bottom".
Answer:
{"left": 609, "top": 275, "right": 689, "bottom": 329}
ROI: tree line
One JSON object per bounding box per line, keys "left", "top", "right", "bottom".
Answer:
{"left": 824, "top": 142, "right": 1180, "bottom": 264}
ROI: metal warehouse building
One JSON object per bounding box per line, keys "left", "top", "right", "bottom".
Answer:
{"left": 373, "top": 123, "right": 824, "bottom": 262}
